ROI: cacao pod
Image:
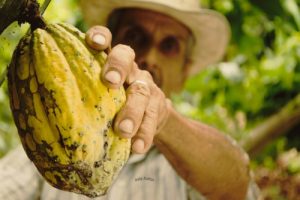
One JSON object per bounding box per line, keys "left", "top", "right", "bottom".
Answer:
{"left": 7, "top": 23, "right": 131, "bottom": 197}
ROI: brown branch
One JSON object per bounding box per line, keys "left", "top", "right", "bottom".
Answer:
{"left": 18, "top": 0, "right": 46, "bottom": 31}
{"left": 240, "top": 94, "right": 300, "bottom": 157}
{"left": 0, "top": 0, "right": 27, "bottom": 34}
{"left": 0, "top": 0, "right": 50, "bottom": 87}
{"left": 0, "top": 0, "right": 48, "bottom": 34}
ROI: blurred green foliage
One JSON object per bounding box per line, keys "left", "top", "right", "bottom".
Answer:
{"left": 0, "top": 0, "right": 300, "bottom": 174}
{"left": 174, "top": 0, "right": 300, "bottom": 161}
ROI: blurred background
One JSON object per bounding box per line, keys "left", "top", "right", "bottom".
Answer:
{"left": 1, "top": 0, "right": 300, "bottom": 199}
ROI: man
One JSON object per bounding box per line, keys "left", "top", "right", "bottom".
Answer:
{"left": 0, "top": 0, "right": 259, "bottom": 199}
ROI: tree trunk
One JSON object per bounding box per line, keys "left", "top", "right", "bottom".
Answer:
{"left": 0, "top": 0, "right": 27, "bottom": 34}
{"left": 240, "top": 94, "right": 300, "bottom": 157}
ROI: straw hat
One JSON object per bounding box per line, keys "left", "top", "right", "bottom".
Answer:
{"left": 80, "top": 0, "right": 230, "bottom": 75}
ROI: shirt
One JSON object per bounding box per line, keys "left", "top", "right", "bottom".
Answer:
{"left": 0, "top": 145, "right": 260, "bottom": 200}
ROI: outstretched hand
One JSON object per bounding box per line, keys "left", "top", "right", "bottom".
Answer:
{"left": 85, "top": 26, "right": 171, "bottom": 154}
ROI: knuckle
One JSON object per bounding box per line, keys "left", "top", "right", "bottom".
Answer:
{"left": 108, "top": 45, "right": 135, "bottom": 69}
{"left": 86, "top": 26, "right": 102, "bottom": 38}
{"left": 99, "top": 26, "right": 110, "bottom": 34}
{"left": 114, "top": 44, "right": 135, "bottom": 59}
{"left": 145, "top": 104, "right": 157, "bottom": 119}
{"left": 138, "top": 127, "right": 155, "bottom": 144}
{"left": 90, "top": 25, "right": 110, "bottom": 34}
{"left": 138, "top": 126, "right": 153, "bottom": 141}
{"left": 122, "top": 103, "right": 143, "bottom": 117}
{"left": 120, "top": 100, "right": 146, "bottom": 122}
{"left": 151, "top": 84, "right": 162, "bottom": 95}
{"left": 128, "top": 82, "right": 151, "bottom": 97}
{"left": 140, "top": 70, "right": 153, "bottom": 81}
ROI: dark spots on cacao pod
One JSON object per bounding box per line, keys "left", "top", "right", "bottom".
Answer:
{"left": 107, "top": 120, "right": 112, "bottom": 129}
{"left": 75, "top": 51, "right": 81, "bottom": 57}
{"left": 57, "top": 126, "right": 67, "bottom": 150}
{"left": 78, "top": 131, "right": 84, "bottom": 137}
{"left": 66, "top": 142, "right": 80, "bottom": 151}
{"left": 103, "top": 168, "right": 110, "bottom": 174}
{"left": 74, "top": 162, "right": 93, "bottom": 180}
{"left": 102, "top": 141, "right": 109, "bottom": 159}
{"left": 103, "top": 129, "right": 108, "bottom": 137}
{"left": 22, "top": 39, "right": 30, "bottom": 46}
{"left": 62, "top": 137, "right": 69, "bottom": 141}
{"left": 41, "top": 140, "right": 53, "bottom": 151}
{"left": 103, "top": 152, "right": 107, "bottom": 159}
{"left": 104, "top": 141, "right": 108, "bottom": 149}
{"left": 94, "top": 105, "right": 102, "bottom": 112}
{"left": 90, "top": 192, "right": 98, "bottom": 197}
{"left": 19, "top": 50, "right": 25, "bottom": 56}
{"left": 54, "top": 174, "right": 66, "bottom": 188}
{"left": 69, "top": 153, "right": 74, "bottom": 160}
{"left": 25, "top": 102, "right": 35, "bottom": 115}
{"left": 81, "top": 144, "right": 87, "bottom": 153}
{"left": 39, "top": 86, "right": 60, "bottom": 113}
{"left": 94, "top": 161, "right": 102, "bottom": 168}
{"left": 50, "top": 90, "right": 56, "bottom": 96}
{"left": 66, "top": 165, "right": 73, "bottom": 171}
{"left": 61, "top": 126, "right": 68, "bottom": 131}
{"left": 50, "top": 155, "right": 59, "bottom": 163}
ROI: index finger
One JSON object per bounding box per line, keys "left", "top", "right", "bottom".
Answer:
{"left": 85, "top": 26, "right": 112, "bottom": 51}
{"left": 101, "top": 44, "right": 136, "bottom": 89}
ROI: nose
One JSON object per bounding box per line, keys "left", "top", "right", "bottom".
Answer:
{"left": 136, "top": 50, "right": 162, "bottom": 87}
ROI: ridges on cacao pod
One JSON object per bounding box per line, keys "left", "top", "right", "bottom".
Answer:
{"left": 7, "top": 23, "right": 131, "bottom": 197}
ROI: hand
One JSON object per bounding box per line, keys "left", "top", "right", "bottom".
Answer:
{"left": 85, "top": 26, "right": 171, "bottom": 154}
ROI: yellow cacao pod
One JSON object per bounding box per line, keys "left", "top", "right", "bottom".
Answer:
{"left": 7, "top": 23, "right": 131, "bottom": 197}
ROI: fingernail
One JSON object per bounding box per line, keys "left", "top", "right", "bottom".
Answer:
{"left": 133, "top": 139, "right": 145, "bottom": 152}
{"left": 119, "top": 119, "right": 134, "bottom": 134}
{"left": 105, "top": 71, "right": 121, "bottom": 84}
{"left": 93, "top": 34, "right": 106, "bottom": 45}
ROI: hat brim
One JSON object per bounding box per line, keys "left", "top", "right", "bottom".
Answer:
{"left": 80, "top": 0, "right": 230, "bottom": 76}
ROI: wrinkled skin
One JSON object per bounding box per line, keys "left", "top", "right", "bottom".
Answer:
{"left": 85, "top": 9, "right": 251, "bottom": 200}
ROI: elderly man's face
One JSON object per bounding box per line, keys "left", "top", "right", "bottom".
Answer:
{"left": 112, "top": 9, "right": 191, "bottom": 96}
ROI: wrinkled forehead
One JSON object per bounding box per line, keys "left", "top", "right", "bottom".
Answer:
{"left": 108, "top": 8, "right": 191, "bottom": 38}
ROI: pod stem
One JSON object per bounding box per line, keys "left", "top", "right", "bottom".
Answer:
{"left": 18, "top": 0, "right": 47, "bottom": 31}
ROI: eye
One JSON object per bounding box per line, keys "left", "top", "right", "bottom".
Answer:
{"left": 121, "top": 26, "right": 147, "bottom": 49}
{"left": 159, "top": 36, "right": 180, "bottom": 56}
